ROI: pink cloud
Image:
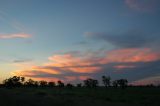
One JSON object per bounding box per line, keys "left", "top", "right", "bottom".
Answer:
{"left": 114, "top": 65, "right": 136, "bottom": 70}
{"left": 47, "top": 54, "right": 102, "bottom": 73}
{"left": 12, "top": 48, "right": 160, "bottom": 82}
{"left": 101, "top": 48, "right": 160, "bottom": 64}
{"left": 0, "top": 33, "right": 31, "bottom": 39}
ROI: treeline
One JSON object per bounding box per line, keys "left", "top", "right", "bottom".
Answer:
{"left": 0, "top": 76, "right": 129, "bottom": 88}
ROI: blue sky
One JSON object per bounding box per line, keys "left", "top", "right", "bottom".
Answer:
{"left": 0, "top": 0, "right": 160, "bottom": 85}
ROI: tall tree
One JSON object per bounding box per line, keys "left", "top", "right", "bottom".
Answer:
{"left": 102, "top": 76, "right": 111, "bottom": 87}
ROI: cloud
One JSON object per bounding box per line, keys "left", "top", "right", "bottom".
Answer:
{"left": 13, "top": 59, "right": 33, "bottom": 63}
{"left": 0, "top": 10, "right": 28, "bottom": 32}
{"left": 75, "top": 41, "right": 88, "bottom": 45}
{"left": 130, "top": 76, "right": 160, "bottom": 85}
{"left": 85, "top": 30, "right": 160, "bottom": 48}
{"left": 102, "top": 48, "right": 160, "bottom": 63}
{"left": 113, "top": 65, "right": 136, "bottom": 70}
{"left": 0, "top": 33, "right": 31, "bottom": 39}
{"left": 12, "top": 47, "right": 160, "bottom": 83}
{"left": 125, "top": 0, "right": 160, "bottom": 12}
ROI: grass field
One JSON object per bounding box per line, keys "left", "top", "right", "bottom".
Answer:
{"left": 0, "top": 87, "right": 160, "bottom": 106}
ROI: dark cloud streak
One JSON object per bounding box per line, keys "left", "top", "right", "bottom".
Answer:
{"left": 85, "top": 30, "right": 160, "bottom": 48}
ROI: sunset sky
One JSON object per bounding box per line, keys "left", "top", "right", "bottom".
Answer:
{"left": 0, "top": 0, "right": 160, "bottom": 85}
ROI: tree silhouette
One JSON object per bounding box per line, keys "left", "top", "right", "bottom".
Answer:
{"left": 117, "top": 79, "right": 128, "bottom": 88}
{"left": 66, "top": 83, "right": 74, "bottom": 89}
{"left": 48, "top": 82, "right": 56, "bottom": 87}
{"left": 24, "top": 79, "right": 38, "bottom": 87}
{"left": 3, "top": 76, "right": 25, "bottom": 88}
{"left": 112, "top": 80, "right": 118, "bottom": 88}
{"left": 2, "top": 76, "right": 130, "bottom": 89}
{"left": 76, "top": 83, "right": 82, "bottom": 87}
{"left": 57, "top": 80, "right": 64, "bottom": 87}
{"left": 39, "top": 81, "right": 47, "bottom": 87}
{"left": 21, "top": 77, "right": 25, "bottom": 83}
{"left": 102, "top": 76, "right": 111, "bottom": 87}
{"left": 83, "top": 78, "right": 99, "bottom": 88}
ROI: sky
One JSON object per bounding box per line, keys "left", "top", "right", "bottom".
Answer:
{"left": 0, "top": 0, "right": 160, "bottom": 85}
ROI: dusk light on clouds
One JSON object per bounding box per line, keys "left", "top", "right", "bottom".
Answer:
{"left": 0, "top": 0, "right": 160, "bottom": 85}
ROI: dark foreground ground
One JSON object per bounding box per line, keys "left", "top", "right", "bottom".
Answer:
{"left": 0, "top": 87, "right": 160, "bottom": 106}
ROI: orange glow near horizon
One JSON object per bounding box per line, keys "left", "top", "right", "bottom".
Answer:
{"left": 31, "top": 77, "right": 61, "bottom": 82}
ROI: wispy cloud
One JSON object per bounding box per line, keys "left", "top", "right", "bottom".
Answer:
{"left": 113, "top": 65, "right": 136, "bottom": 70}
{"left": 0, "top": 33, "right": 31, "bottom": 39}
{"left": 125, "top": 0, "right": 160, "bottom": 12}
{"left": 0, "top": 10, "right": 29, "bottom": 32}
{"left": 130, "top": 76, "right": 160, "bottom": 85}
{"left": 85, "top": 30, "right": 160, "bottom": 49}
{"left": 13, "top": 58, "right": 33, "bottom": 63}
